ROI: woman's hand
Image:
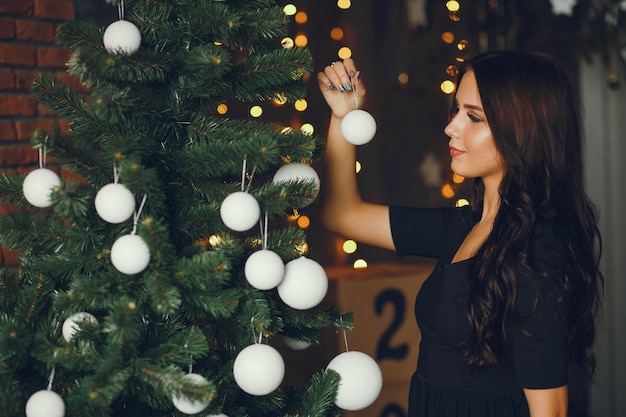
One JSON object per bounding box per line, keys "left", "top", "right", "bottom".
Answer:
{"left": 317, "top": 58, "right": 366, "bottom": 119}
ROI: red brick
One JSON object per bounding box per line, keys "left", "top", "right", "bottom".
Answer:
{"left": 0, "top": 143, "right": 38, "bottom": 166}
{"left": 56, "top": 71, "right": 89, "bottom": 93}
{"left": 0, "top": 42, "right": 36, "bottom": 66}
{"left": 0, "top": 69, "right": 15, "bottom": 89}
{"left": 0, "top": 94, "right": 37, "bottom": 117}
{"left": 1, "top": 246, "right": 22, "bottom": 267}
{"left": 0, "top": 17, "right": 16, "bottom": 39}
{"left": 0, "top": 120, "right": 17, "bottom": 141}
{"left": 16, "top": 19, "right": 56, "bottom": 43}
{"left": 36, "top": 46, "right": 69, "bottom": 68}
{"left": 34, "top": 0, "right": 74, "bottom": 21}
{"left": 0, "top": 0, "right": 34, "bottom": 16}
{"left": 14, "top": 118, "right": 59, "bottom": 140}
{"left": 14, "top": 69, "right": 39, "bottom": 91}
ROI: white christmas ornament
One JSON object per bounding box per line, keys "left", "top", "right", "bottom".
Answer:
{"left": 272, "top": 163, "right": 320, "bottom": 190}
{"left": 94, "top": 183, "right": 135, "bottom": 224}
{"left": 25, "top": 390, "right": 65, "bottom": 417}
{"left": 220, "top": 191, "right": 260, "bottom": 232}
{"left": 22, "top": 168, "right": 61, "bottom": 208}
{"left": 283, "top": 336, "right": 311, "bottom": 351}
{"left": 62, "top": 312, "right": 98, "bottom": 342}
{"left": 103, "top": 20, "right": 141, "bottom": 54}
{"left": 233, "top": 344, "right": 285, "bottom": 396}
{"left": 172, "top": 373, "right": 211, "bottom": 415}
{"left": 326, "top": 351, "right": 383, "bottom": 411}
{"left": 110, "top": 234, "right": 150, "bottom": 274}
{"left": 277, "top": 257, "right": 328, "bottom": 310}
{"left": 244, "top": 249, "right": 285, "bottom": 290}
{"left": 340, "top": 109, "right": 377, "bottom": 145}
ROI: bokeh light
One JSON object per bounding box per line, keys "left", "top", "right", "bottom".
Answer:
{"left": 441, "top": 183, "right": 455, "bottom": 198}
{"left": 330, "top": 27, "right": 344, "bottom": 41}
{"left": 294, "top": 99, "right": 308, "bottom": 111}
{"left": 217, "top": 103, "right": 228, "bottom": 114}
{"left": 300, "top": 123, "right": 314, "bottom": 135}
{"left": 353, "top": 259, "right": 368, "bottom": 269}
{"left": 249, "top": 105, "right": 263, "bottom": 118}
{"left": 283, "top": 4, "right": 297, "bottom": 16}
{"left": 440, "top": 80, "right": 456, "bottom": 94}
{"left": 343, "top": 239, "right": 358, "bottom": 254}
{"left": 337, "top": 0, "right": 351, "bottom": 9}
{"left": 338, "top": 46, "right": 352, "bottom": 59}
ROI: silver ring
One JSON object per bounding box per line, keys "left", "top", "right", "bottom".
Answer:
{"left": 330, "top": 62, "right": 335, "bottom": 67}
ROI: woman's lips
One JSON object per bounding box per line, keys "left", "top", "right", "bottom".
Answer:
{"left": 449, "top": 146, "right": 464, "bottom": 157}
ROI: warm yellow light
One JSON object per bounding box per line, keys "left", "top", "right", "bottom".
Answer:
{"left": 446, "top": 1, "right": 460, "bottom": 12}
{"left": 446, "top": 65, "right": 459, "bottom": 77}
{"left": 452, "top": 173, "right": 465, "bottom": 183}
{"left": 208, "top": 234, "right": 222, "bottom": 247}
{"left": 441, "top": 31, "right": 454, "bottom": 44}
{"left": 440, "top": 80, "right": 456, "bottom": 94}
{"left": 457, "top": 39, "right": 468, "bottom": 50}
{"left": 295, "top": 242, "right": 308, "bottom": 256}
{"left": 273, "top": 94, "right": 287, "bottom": 105}
{"left": 295, "top": 34, "right": 308, "bottom": 47}
{"left": 353, "top": 259, "right": 368, "bottom": 269}
{"left": 294, "top": 99, "right": 308, "bottom": 112}
{"left": 456, "top": 198, "right": 470, "bottom": 207}
{"left": 355, "top": 160, "right": 362, "bottom": 173}
{"left": 297, "top": 215, "right": 311, "bottom": 228}
{"left": 338, "top": 47, "right": 352, "bottom": 60}
{"left": 216, "top": 103, "right": 228, "bottom": 114}
{"left": 295, "top": 11, "right": 308, "bottom": 23}
{"left": 449, "top": 11, "right": 461, "bottom": 22}
{"left": 337, "top": 0, "right": 351, "bottom": 10}
{"left": 398, "top": 72, "right": 409, "bottom": 85}
{"left": 281, "top": 37, "right": 294, "bottom": 49}
{"left": 249, "top": 105, "right": 263, "bottom": 118}
{"left": 287, "top": 209, "right": 300, "bottom": 221}
{"left": 300, "top": 123, "right": 314, "bottom": 135}
{"left": 283, "top": 4, "right": 297, "bottom": 16}
{"left": 343, "top": 239, "right": 358, "bottom": 254}
{"left": 330, "top": 27, "right": 344, "bottom": 41}
{"left": 441, "top": 183, "right": 455, "bottom": 199}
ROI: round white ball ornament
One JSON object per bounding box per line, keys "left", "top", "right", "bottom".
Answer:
{"left": 25, "top": 390, "right": 65, "bottom": 417}
{"left": 277, "top": 257, "right": 328, "bottom": 310}
{"left": 62, "top": 312, "right": 98, "bottom": 342}
{"left": 233, "top": 344, "right": 285, "bottom": 396}
{"left": 283, "top": 336, "right": 311, "bottom": 351}
{"left": 110, "top": 234, "right": 150, "bottom": 275}
{"left": 22, "top": 168, "right": 61, "bottom": 208}
{"left": 340, "top": 109, "right": 377, "bottom": 145}
{"left": 103, "top": 20, "right": 141, "bottom": 55}
{"left": 172, "top": 373, "right": 211, "bottom": 414}
{"left": 244, "top": 249, "right": 285, "bottom": 290}
{"left": 94, "top": 183, "right": 135, "bottom": 224}
{"left": 220, "top": 191, "right": 260, "bottom": 232}
{"left": 272, "top": 163, "right": 320, "bottom": 190}
{"left": 326, "top": 351, "right": 383, "bottom": 411}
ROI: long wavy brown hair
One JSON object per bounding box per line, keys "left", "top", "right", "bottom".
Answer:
{"left": 456, "top": 50, "right": 603, "bottom": 381}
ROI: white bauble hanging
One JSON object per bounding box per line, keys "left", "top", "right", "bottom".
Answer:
{"left": 272, "top": 163, "right": 320, "bottom": 189}
{"left": 326, "top": 351, "right": 383, "bottom": 411}
{"left": 22, "top": 168, "right": 61, "bottom": 208}
{"left": 25, "top": 390, "right": 65, "bottom": 417}
{"left": 62, "top": 312, "right": 98, "bottom": 342}
{"left": 220, "top": 191, "right": 260, "bottom": 232}
{"left": 103, "top": 20, "right": 141, "bottom": 54}
{"left": 94, "top": 183, "right": 135, "bottom": 224}
{"left": 340, "top": 109, "right": 377, "bottom": 145}
{"left": 172, "top": 373, "right": 211, "bottom": 415}
{"left": 244, "top": 249, "right": 285, "bottom": 290}
{"left": 283, "top": 336, "right": 311, "bottom": 351}
{"left": 110, "top": 234, "right": 150, "bottom": 275}
{"left": 277, "top": 257, "right": 328, "bottom": 310}
{"left": 233, "top": 344, "right": 285, "bottom": 396}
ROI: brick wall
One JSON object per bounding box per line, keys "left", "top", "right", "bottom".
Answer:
{"left": 0, "top": 0, "right": 77, "bottom": 266}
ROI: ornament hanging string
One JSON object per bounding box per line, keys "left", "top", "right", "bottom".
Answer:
{"left": 113, "top": 163, "right": 120, "bottom": 184}
{"left": 47, "top": 353, "right": 57, "bottom": 390}
{"left": 118, "top": 1, "right": 125, "bottom": 20}
{"left": 240, "top": 157, "right": 257, "bottom": 193}
{"left": 258, "top": 211, "right": 269, "bottom": 249}
{"left": 38, "top": 145, "right": 46, "bottom": 169}
{"left": 351, "top": 72, "right": 360, "bottom": 110}
{"left": 340, "top": 315, "right": 349, "bottom": 352}
{"left": 250, "top": 317, "right": 263, "bottom": 344}
{"left": 131, "top": 194, "right": 148, "bottom": 235}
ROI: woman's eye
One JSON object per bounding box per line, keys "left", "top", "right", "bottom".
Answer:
{"left": 468, "top": 113, "right": 481, "bottom": 122}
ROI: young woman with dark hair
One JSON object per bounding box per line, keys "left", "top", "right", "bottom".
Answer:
{"left": 317, "top": 50, "right": 603, "bottom": 417}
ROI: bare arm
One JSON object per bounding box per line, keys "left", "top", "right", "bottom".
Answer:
{"left": 316, "top": 59, "right": 395, "bottom": 251}
{"left": 523, "top": 386, "right": 568, "bottom": 417}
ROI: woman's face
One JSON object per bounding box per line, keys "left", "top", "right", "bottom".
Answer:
{"left": 444, "top": 70, "right": 504, "bottom": 187}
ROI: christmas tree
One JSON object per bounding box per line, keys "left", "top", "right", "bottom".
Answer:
{"left": 0, "top": 1, "right": 374, "bottom": 416}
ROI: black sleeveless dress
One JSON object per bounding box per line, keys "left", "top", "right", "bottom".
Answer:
{"left": 389, "top": 206, "right": 569, "bottom": 417}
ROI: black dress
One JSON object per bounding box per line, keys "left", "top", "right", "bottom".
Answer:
{"left": 389, "top": 206, "right": 569, "bottom": 417}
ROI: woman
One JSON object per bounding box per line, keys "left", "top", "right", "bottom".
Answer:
{"left": 317, "top": 50, "right": 603, "bottom": 417}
